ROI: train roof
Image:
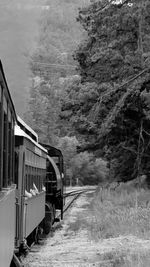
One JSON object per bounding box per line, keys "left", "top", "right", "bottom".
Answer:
{"left": 0, "top": 60, "right": 17, "bottom": 121}
{"left": 40, "top": 143, "right": 63, "bottom": 157}
{"left": 15, "top": 125, "right": 47, "bottom": 154}
{"left": 17, "top": 116, "right": 38, "bottom": 142}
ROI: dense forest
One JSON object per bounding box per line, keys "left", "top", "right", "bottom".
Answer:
{"left": 26, "top": 0, "right": 150, "bottom": 186}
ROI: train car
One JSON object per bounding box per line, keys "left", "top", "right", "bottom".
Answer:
{"left": 14, "top": 122, "right": 48, "bottom": 250}
{"left": 0, "top": 61, "right": 65, "bottom": 266}
{"left": 0, "top": 61, "right": 17, "bottom": 267}
{"left": 41, "top": 144, "right": 64, "bottom": 232}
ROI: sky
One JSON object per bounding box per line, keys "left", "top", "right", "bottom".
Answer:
{"left": 0, "top": 0, "right": 46, "bottom": 116}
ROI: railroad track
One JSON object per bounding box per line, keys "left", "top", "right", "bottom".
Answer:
{"left": 64, "top": 187, "right": 97, "bottom": 198}
{"left": 63, "top": 192, "right": 82, "bottom": 214}
{"left": 61, "top": 187, "right": 97, "bottom": 217}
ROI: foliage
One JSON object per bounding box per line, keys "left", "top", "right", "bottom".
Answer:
{"left": 30, "top": 0, "right": 89, "bottom": 80}
{"left": 61, "top": 0, "right": 150, "bottom": 182}
{"left": 25, "top": 0, "right": 90, "bottom": 145}
{"left": 71, "top": 152, "right": 108, "bottom": 185}
{"left": 56, "top": 136, "right": 79, "bottom": 185}
{"left": 24, "top": 77, "right": 62, "bottom": 144}
{"left": 57, "top": 136, "right": 108, "bottom": 185}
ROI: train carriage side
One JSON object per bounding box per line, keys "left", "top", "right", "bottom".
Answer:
{"left": 15, "top": 126, "right": 47, "bottom": 249}
{"left": 0, "top": 61, "right": 17, "bottom": 267}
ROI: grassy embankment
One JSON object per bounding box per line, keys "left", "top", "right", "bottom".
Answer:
{"left": 68, "top": 185, "right": 150, "bottom": 266}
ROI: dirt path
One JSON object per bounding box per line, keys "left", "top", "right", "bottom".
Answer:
{"left": 23, "top": 191, "right": 150, "bottom": 267}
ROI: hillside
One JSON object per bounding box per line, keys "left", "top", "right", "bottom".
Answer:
{"left": 0, "top": 0, "right": 89, "bottom": 116}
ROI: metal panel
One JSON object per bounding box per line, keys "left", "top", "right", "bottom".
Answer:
{"left": 0, "top": 186, "right": 16, "bottom": 267}
{"left": 23, "top": 191, "right": 45, "bottom": 238}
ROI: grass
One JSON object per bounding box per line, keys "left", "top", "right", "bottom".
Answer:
{"left": 66, "top": 185, "right": 150, "bottom": 266}
{"left": 90, "top": 187, "right": 150, "bottom": 240}
{"left": 90, "top": 186, "right": 150, "bottom": 266}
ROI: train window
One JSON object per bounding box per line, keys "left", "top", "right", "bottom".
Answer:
{"left": 39, "top": 169, "right": 41, "bottom": 191}
{"left": 3, "top": 111, "right": 8, "bottom": 187}
{"left": 8, "top": 109, "right": 11, "bottom": 122}
{"left": 42, "top": 169, "right": 45, "bottom": 190}
{"left": 26, "top": 165, "right": 29, "bottom": 191}
{"left": 14, "top": 151, "right": 19, "bottom": 187}
{"left": 26, "top": 150, "right": 30, "bottom": 165}
{"left": 28, "top": 166, "right": 31, "bottom": 192}
{"left": 34, "top": 154, "right": 36, "bottom": 166}
{"left": 36, "top": 172, "right": 39, "bottom": 191}
{"left": 8, "top": 120, "right": 11, "bottom": 185}
{"left": 40, "top": 174, "right": 42, "bottom": 191}
{"left": 3, "top": 95, "right": 7, "bottom": 113}
{"left": 40, "top": 170, "right": 43, "bottom": 191}
{"left": 32, "top": 167, "right": 34, "bottom": 188}
{"left": 12, "top": 117, "right": 14, "bottom": 129}
{"left": 25, "top": 165, "right": 28, "bottom": 191}
{"left": 37, "top": 172, "right": 40, "bottom": 191}
{"left": 35, "top": 168, "right": 38, "bottom": 191}
{"left": 29, "top": 166, "right": 32, "bottom": 191}
{"left": 34, "top": 167, "right": 36, "bottom": 189}
{"left": 32, "top": 166, "right": 34, "bottom": 187}
{"left": 40, "top": 170, "right": 42, "bottom": 190}
{"left": 28, "top": 166, "right": 30, "bottom": 191}
{"left": 11, "top": 119, "right": 15, "bottom": 183}
{"left": 8, "top": 109, "right": 12, "bottom": 185}
{"left": 38, "top": 171, "right": 40, "bottom": 191}
{"left": 36, "top": 155, "right": 39, "bottom": 167}
{"left": 27, "top": 166, "right": 30, "bottom": 192}
{"left": 25, "top": 174, "right": 28, "bottom": 191}
{"left": 24, "top": 157, "right": 47, "bottom": 194}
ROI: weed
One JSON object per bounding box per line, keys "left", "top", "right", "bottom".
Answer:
{"left": 89, "top": 188, "right": 150, "bottom": 239}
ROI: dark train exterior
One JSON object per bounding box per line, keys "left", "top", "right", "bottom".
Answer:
{"left": 0, "top": 61, "right": 65, "bottom": 267}
{"left": 41, "top": 144, "right": 64, "bottom": 232}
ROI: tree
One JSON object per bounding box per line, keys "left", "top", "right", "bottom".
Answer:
{"left": 71, "top": 152, "right": 108, "bottom": 185}
{"left": 57, "top": 136, "right": 79, "bottom": 185}
{"left": 25, "top": 0, "right": 90, "bottom": 144}
{"left": 60, "top": 0, "right": 150, "bottom": 183}
{"left": 24, "top": 76, "right": 62, "bottom": 144}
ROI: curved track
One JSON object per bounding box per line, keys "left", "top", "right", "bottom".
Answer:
{"left": 59, "top": 187, "right": 97, "bottom": 218}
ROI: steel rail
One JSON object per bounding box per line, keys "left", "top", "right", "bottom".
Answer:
{"left": 57, "top": 187, "right": 96, "bottom": 219}
{"left": 64, "top": 188, "right": 96, "bottom": 198}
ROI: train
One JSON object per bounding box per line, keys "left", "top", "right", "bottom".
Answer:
{"left": 0, "top": 60, "right": 65, "bottom": 267}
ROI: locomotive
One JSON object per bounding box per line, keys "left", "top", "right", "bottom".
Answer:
{"left": 0, "top": 61, "right": 64, "bottom": 267}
